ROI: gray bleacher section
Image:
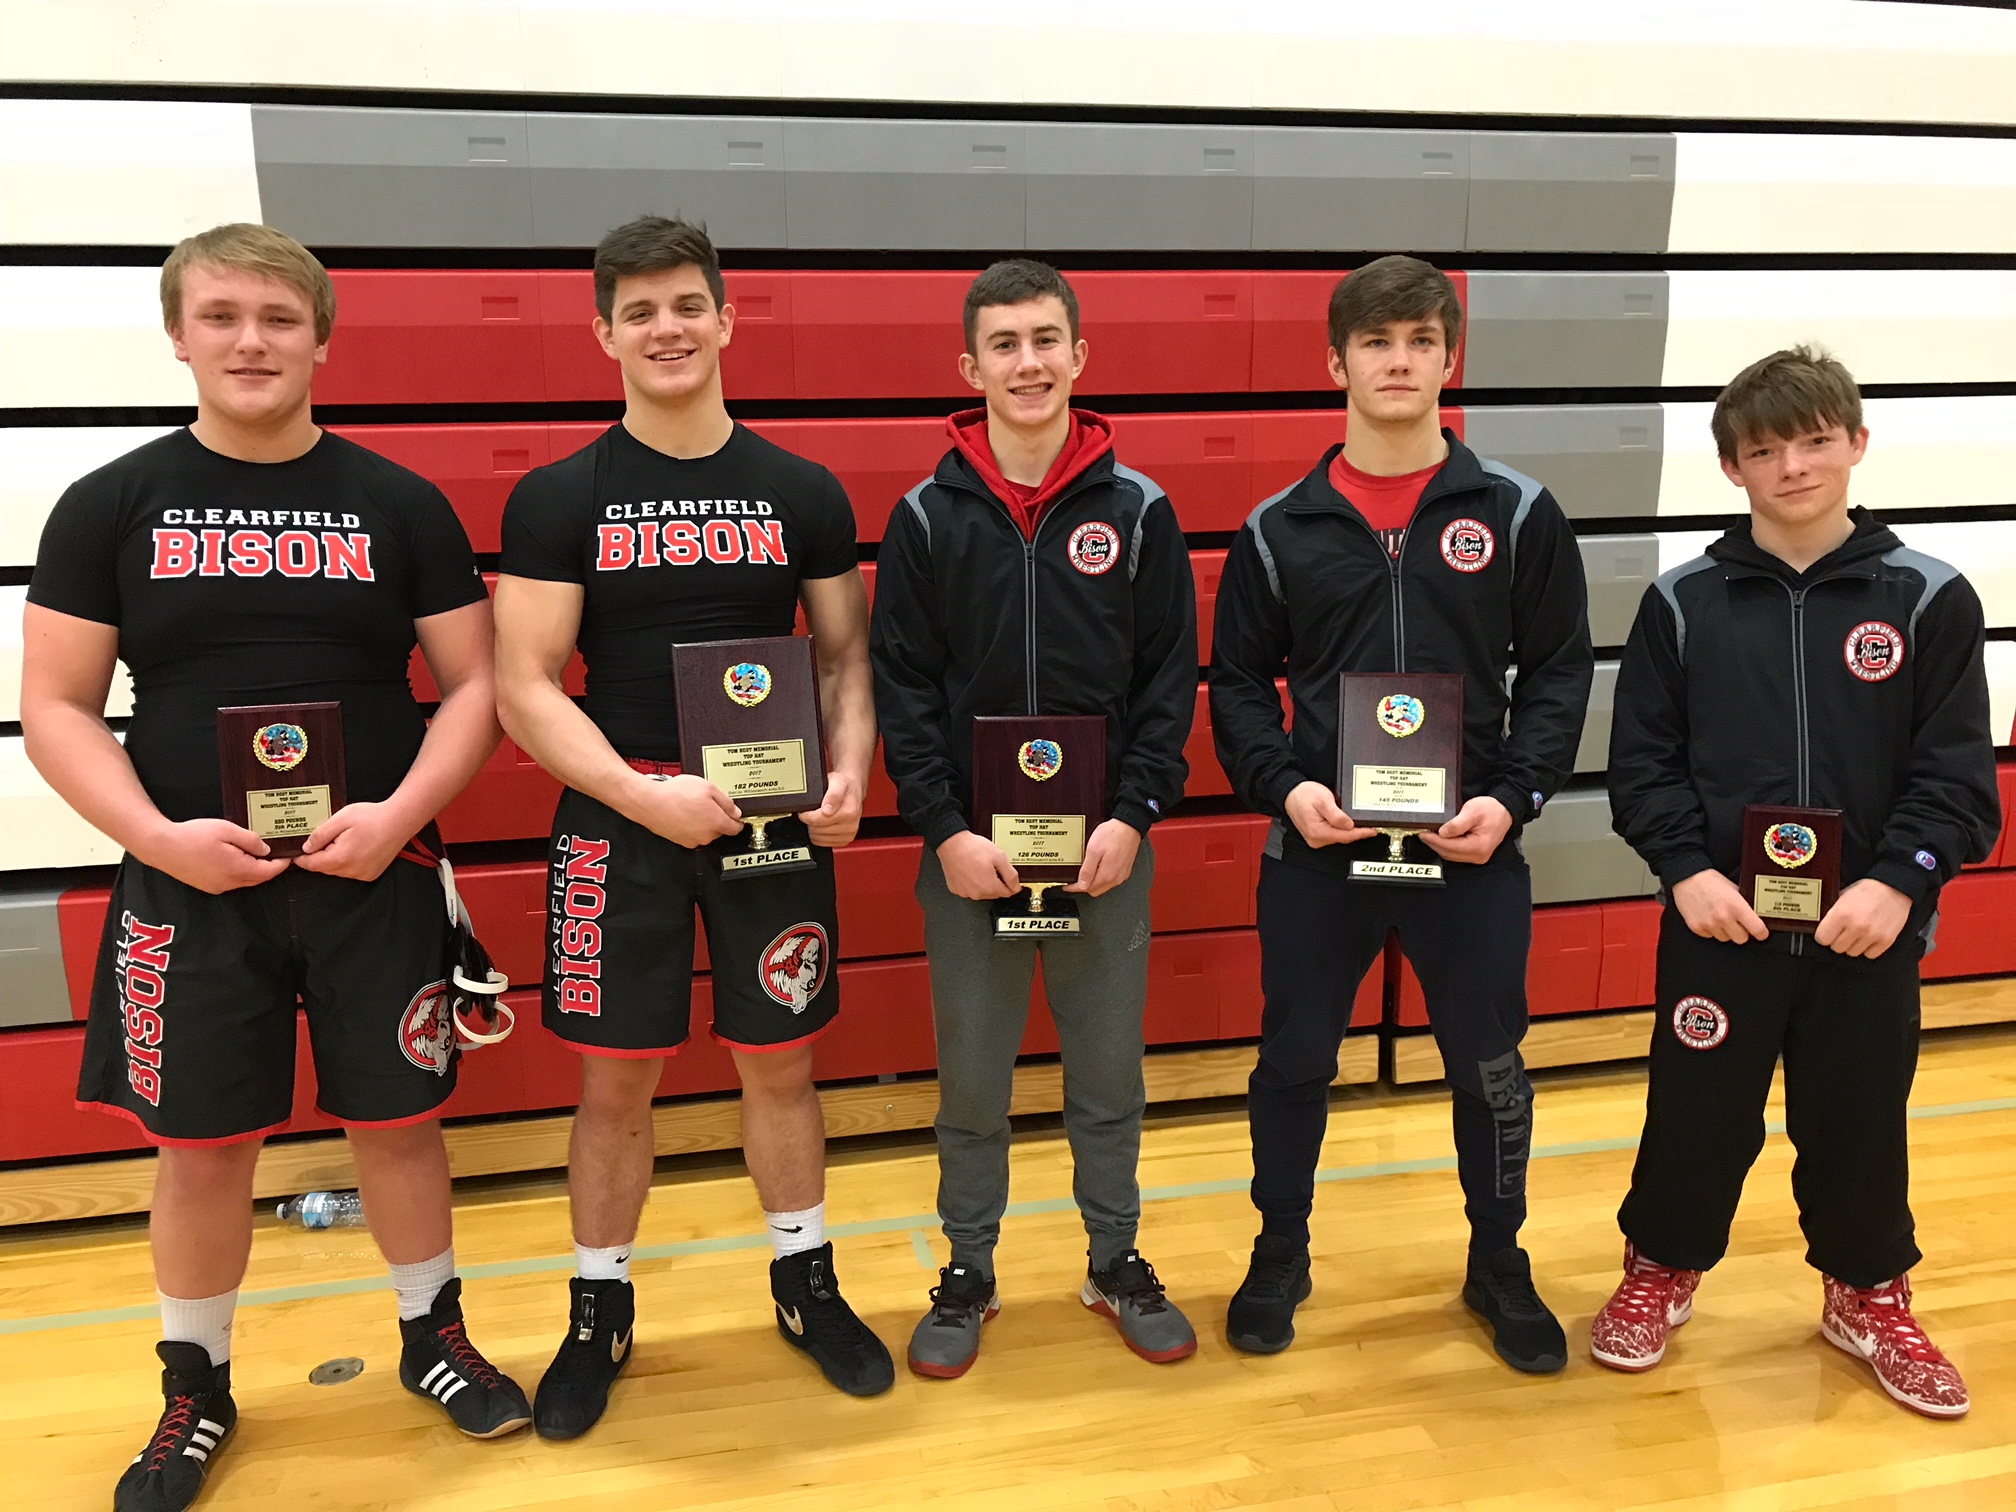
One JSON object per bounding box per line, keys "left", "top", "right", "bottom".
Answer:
{"left": 1460, "top": 272, "right": 1670, "bottom": 388}
{"left": 249, "top": 108, "right": 1677, "bottom": 252}
{"left": 1461, "top": 406, "right": 1665, "bottom": 519}
{"left": 0, "top": 888, "right": 70, "bottom": 1028}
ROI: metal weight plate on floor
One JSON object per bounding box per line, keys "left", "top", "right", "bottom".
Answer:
{"left": 309, "top": 1357, "right": 366, "bottom": 1386}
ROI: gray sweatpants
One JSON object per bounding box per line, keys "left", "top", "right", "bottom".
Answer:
{"left": 915, "top": 842, "right": 1156, "bottom": 1274}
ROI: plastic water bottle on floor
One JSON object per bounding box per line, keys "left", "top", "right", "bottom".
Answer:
{"left": 276, "top": 1191, "right": 367, "bottom": 1229}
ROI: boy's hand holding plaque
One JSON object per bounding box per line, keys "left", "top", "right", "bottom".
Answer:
{"left": 972, "top": 715, "right": 1106, "bottom": 937}
{"left": 672, "top": 635, "right": 826, "bottom": 880}
{"left": 1336, "top": 671, "right": 1464, "bottom": 886}
{"left": 1738, "top": 804, "right": 1843, "bottom": 932}
{"left": 217, "top": 702, "right": 348, "bottom": 858}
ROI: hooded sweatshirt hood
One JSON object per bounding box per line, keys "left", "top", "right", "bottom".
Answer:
{"left": 946, "top": 407, "right": 1116, "bottom": 540}
{"left": 1707, "top": 507, "right": 1901, "bottom": 580}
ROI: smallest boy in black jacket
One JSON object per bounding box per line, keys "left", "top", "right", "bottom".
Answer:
{"left": 1596, "top": 347, "right": 1999, "bottom": 1418}
{"left": 871, "top": 262, "right": 1199, "bottom": 1379}
{"left": 1210, "top": 257, "right": 1593, "bottom": 1373}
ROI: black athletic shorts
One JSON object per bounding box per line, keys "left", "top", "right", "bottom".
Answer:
{"left": 544, "top": 785, "right": 841, "bottom": 1056}
{"left": 76, "top": 855, "right": 462, "bottom": 1146}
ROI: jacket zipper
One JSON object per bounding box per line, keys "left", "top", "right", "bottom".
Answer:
{"left": 1389, "top": 527, "right": 1410, "bottom": 671}
{"left": 1022, "top": 536, "right": 1039, "bottom": 713}
{"left": 1786, "top": 583, "right": 1811, "bottom": 956}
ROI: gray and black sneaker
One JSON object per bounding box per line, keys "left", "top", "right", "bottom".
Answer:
{"left": 114, "top": 1342, "right": 236, "bottom": 1512}
{"left": 398, "top": 1277, "right": 533, "bottom": 1437}
{"left": 1226, "top": 1235, "right": 1313, "bottom": 1354}
{"left": 771, "top": 1242, "right": 896, "bottom": 1397}
{"left": 534, "top": 1277, "right": 635, "bottom": 1440}
{"left": 1082, "top": 1250, "right": 1197, "bottom": 1363}
{"left": 907, "top": 1264, "right": 1001, "bottom": 1379}
{"left": 1463, "top": 1246, "right": 1568, "bottom": 1374}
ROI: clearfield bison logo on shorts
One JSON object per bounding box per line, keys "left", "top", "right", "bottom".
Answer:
{"left": 761, "top": 923, "right": 830, "bottom": 1015}
{"left": 399, "top": 980, "right": 456, "bottom": 1075}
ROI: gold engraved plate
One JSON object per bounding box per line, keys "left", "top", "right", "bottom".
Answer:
{"left": 1350, "top": 765, "right": 1445, "bottom": 814}
{"left": 1754, "top": 874, "right": 1824, "bottom": 922}
{"left": 992, "top": 814, "right": 1087, "bottom": 868}
{"left": 700, "top": 740, "right": 807, "bottom": 799}
{"left": 246, "top": 784, "right": 332, "bottom": 839}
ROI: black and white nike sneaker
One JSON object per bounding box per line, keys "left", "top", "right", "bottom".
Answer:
{"left": 534, "top": 1277, "right": 636, "bottom": 1440}
{"left": 114, "top": 1342, "right": 236, "bottom": 1512}
{"left": 398, "top": 1277, "right": 532, "bottom": 1437}
{"left": 770, "top": 1242, "right": 895, "bottom": 1398}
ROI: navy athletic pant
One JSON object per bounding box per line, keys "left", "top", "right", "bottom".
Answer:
{"left": 1619, "top": 909, "right": 1922, "bottom": 1287}
{"left": 1249, "top": 851, "right": 1534, "bottom": 1254}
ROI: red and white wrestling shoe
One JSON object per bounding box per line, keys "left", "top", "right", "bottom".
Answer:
{"left": 1590, "top": 1242, "right": 1703, "bottom": 1372}
{"left": 1821, "top": 1274, "right": 1970, "bottom": 1419}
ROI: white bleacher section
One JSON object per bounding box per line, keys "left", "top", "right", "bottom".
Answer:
{"left": 7, "top": 1, "right": 2016, "bottom": 127}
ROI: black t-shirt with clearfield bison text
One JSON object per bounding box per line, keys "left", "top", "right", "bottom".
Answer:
{"left": 27, "top": 429, "right": 487, "bottom": 823}
{"left": 499, "top": 422, "right": 858, "bottom": 763}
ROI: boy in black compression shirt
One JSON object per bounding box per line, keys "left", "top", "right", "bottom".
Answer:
{"left": 23, "top": 225, "right": 526, "bottom": 1512}
{"left": 496, "top": 217, "right": 890, "bottom": 1428}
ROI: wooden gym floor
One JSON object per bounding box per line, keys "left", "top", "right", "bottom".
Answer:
{"left": 7, "top": 1030, "right": 2016, "bottom": 1510}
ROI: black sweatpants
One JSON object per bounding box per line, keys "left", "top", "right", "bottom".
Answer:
{"left": 1251, "top": 851, "right": 1534, "bottom": 1253}
{"left": 1619, "top": 908, "right": 1922, "bottom": 1288}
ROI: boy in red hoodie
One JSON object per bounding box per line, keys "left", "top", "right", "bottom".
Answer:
{"left": 870, "top": 261, "right": 1199, "bottom": 1378}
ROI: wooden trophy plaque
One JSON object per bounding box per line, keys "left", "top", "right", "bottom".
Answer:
{"left": 1336, "top": 671, "right": 1464, "bottom": 885}
{"left": 672, "top": 635, "right": 825, "bottom": 879}
{"left": 972, "top": 715, "right": 1107, "bottom": 937}
{"left": 1738, "top": 804, "right": 1844, "bottom": 933}
{"left": 216, "top": 702, "right": 347, "bottom": 858}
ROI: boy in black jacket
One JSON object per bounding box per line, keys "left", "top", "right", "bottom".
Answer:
{"left": 1597, "top": 347, "right": 1998, "bottom": 1417}
{"left": 1210, "top": 256, "right": 1593, "bottom": 1373}
{"left": 870, "top": 261, "right": 1198, "bottom": 1378}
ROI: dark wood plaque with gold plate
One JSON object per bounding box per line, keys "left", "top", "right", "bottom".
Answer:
{"left": 1738, "top": 804, "right": 1843, "bottom": 933}
{"left": 1337, "top": 671, "right": 1464, "bottom": 886}
{"left": 972, "top": 715, "right": 1106, "bottom": 937}
{"left": 672, "top": 635, "right": 825, "bottom": 880}
{"left": 217, "top": 702, "right": 347, "bottom": 858}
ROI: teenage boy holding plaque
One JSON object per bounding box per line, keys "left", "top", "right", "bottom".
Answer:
{"left": 494, "top": 217, "right": 891, "bottom": 1423}
{"left": 870, "top": 261, "right": 1199, "bottom": 1378}
{"left": 1209, "top": 256, "right": 1593, "bottom": 1373}
{"left": 1597, "top": 348, "right": 1999, "bottom": 1416}
{"left": 21, "top": 225, "right": 524, "bottom": 1512}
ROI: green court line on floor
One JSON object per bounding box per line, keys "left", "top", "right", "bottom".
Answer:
{"left": 910, "top": 1230, "right": 938, "bottom": 1272}
{"left": 6, "top": 1092, "right": 2013, "bottom": 1338}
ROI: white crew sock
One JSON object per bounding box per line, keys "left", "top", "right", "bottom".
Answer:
{"left": 160, "top": 1289, "right": 238, "bottom": 1365}
{"left": 575, "top": 1241, "right": 633, "bottom": 1284}
{"left": 387, "top": 1247, "right": 456, "bottom": 1322}
{"left": 766, "top": 1203, "right": 825, "bottom": 1260}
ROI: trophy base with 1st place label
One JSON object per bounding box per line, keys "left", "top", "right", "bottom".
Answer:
{"left": 1337, "top": 671, "right": 1464, "bottom": 886}
{"left": 973, "top": 715, "right": 1106, "bottom": 937}
{"left": 1738, "top": 804, "right": 1843, "bottom": 933}
{"left": 217, "top": 702, "right": 348, "bottom": 859}
{"left": 672, "top": 635, "right": 826, "bottom": 881}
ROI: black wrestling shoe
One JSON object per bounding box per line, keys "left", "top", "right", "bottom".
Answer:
{"left": 1227, "top": 1235, "right": 1314, "bottom": 1354}
{"left": 1463, "top": 1246, "right": 1568, "bottom": 1374}
{"left": 771, "top": 1242, "right": 895, "bottom": 1398}
{"left": 114, "top": 1341, "right": 236, "bottom": 1512}
{"left": 398, "top": 1277, "right": 533, "bottom": 1436}
{"left": 534, "top": 1278, "right": 636, "bottom": 1440}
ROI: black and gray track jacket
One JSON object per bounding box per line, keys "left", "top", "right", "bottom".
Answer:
{"left": 1209, "top": 433, "right": 1594, "bottom": 876}
{"left": 1608, "top": 510, "right": 2000, "bottom": 956}
{"left": 869, "top": 448, "right": 1197, "bottom": 849}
